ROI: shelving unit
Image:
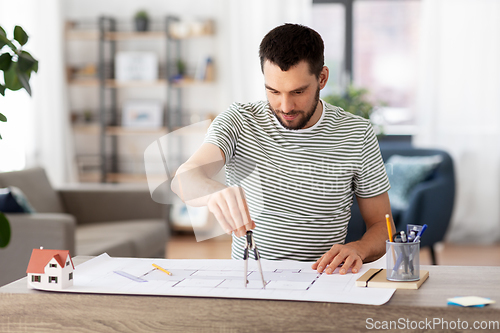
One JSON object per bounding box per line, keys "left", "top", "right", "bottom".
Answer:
{"left": 96, "top": 16, "right": 166, "bottom": 183}
{"left": 65, "top": 16, "right": 215, "bottom": 183}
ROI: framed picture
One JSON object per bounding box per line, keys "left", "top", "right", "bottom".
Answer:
{"left": 122, "top": 100, "right": 163, "bottom": 128}
{"left": 115, "top": 52, "right": 158, "bottom": 82}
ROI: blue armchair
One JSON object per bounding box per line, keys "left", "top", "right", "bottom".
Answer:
{"left": 345, "top": 144, "right": 456, "bottom": 265}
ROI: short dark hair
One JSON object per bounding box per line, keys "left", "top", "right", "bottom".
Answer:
{"left": 259, "top": 23, "right": 324, "bottom": 78}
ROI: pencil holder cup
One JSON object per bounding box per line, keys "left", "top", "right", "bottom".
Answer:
{"left": 386, "top": 240, "right": 420, "bottom": 281}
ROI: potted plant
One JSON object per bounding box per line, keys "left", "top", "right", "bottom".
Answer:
{"left": 0, "top": 25, "right": 39, "bottom": 248}
{"left": 323, "top": 85, "right": 385, "bottom": 136}
{"left": 134, "top": 10, "right": 150, "bottom": 32}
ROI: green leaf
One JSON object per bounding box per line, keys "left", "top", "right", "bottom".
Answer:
{"left": 0, "top": 26, "right": 14, "bottom": 50}
{"left": 17, "top": 51, "right": 36, "bottom": 72}
{"left": 0, "top": 36, "right": 7, "bottom": 49}
{"left": 0, "top": 112, "right": 6, "bottom": 122}
{"left": 16, "top": 69, "right": 32, "bottom": 96}
{"left": 0, "top": 26, "right": 5, "bottom": 48}
{"left": 0, "top": 53, "right": 12, "bottom": 71}
{"left": 0, "top": 84, "right": 5, "bottom": 96}
{"left": 4, "top": 62, "right": 23, "bottom": 91}
{"left": 14, "top": 26, "right": 28, "bottom": 46}
{"left": 323, "top": 85, "right": 375, "bottom": 120}
{"left": 0, "top": 212, "right": 11, "bottom": 248}
{"left": 20, "top": 51, "right": 38, "bottom": 72}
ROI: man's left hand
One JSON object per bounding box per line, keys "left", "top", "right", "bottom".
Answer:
{"left": 311, "top": 244, "right": 363, "bottom": 275}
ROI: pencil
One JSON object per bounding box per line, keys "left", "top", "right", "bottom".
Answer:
{"left": 385, "top": 214, "right": 393, "bottom": 242}
{"left": 385, "top": 214, "right": 397, "bottom": 266}
{"left": 152, "top": 263, "right": 172, "bottom": 276}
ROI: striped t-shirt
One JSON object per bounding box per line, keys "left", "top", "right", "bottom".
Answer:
{"left": 204, "top": 100, "right": 390, "bottom": 261}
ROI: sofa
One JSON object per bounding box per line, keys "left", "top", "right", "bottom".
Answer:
{"left": 0, "top": 167, "right": 169, "bottom": 286}
{"left": 346, "top": 145, "right": 456, "bottom": 265}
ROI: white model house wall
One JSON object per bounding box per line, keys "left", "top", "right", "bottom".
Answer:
{"left": 27, "top": 254, "right": 74, "bottom": 290}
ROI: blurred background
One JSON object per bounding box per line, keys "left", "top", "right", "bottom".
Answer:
{"left": 1, "top": 0, "right": 499, "bottom": 263}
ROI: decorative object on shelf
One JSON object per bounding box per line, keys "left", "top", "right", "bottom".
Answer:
{"left": 83, "top": 109, "right": 94, "bottom": 123}
{"left": 115, "top": 51, "right": 158, "bottom": 82}
{"left": 70, "top": 109, "right": 95, "bottom": 124}
{"left": 191, "top": 19, "right": 215, "bottom": 36}
{"left": 323, "top": 85, "right": 385, "bottom": 136}
{"left": 67, "top": 64, "right": 97, "bottom": 82}
{"left": 168, "top": 20, "right": 191, "bottom": 39}
{"left": 177, "top": 59, "right": 186, "bottom": 77}
{"left": 194, "top": 56, "right": 214, "bottom": 81}
{"left": 122, "top": 100, "right": 163, "bottom": 128}
{"left": 168, "top": 19, "right": 215, "bottom": 39}
{"left": 134, "top": 10, "right": 150, "bottom": 32}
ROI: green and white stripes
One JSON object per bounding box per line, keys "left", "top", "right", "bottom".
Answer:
{"left": 205, "top": 100, "right": 390, "bottom": 261}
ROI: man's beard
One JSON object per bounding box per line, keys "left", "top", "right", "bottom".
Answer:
{"left": 270, "top": 85, "right": 320, "bottom": 130}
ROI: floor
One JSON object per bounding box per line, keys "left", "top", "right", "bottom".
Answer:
{"left": 166, "top": 233, "right": 500, "bottom": 266}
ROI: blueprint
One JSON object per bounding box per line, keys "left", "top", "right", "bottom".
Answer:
{"left": 31, "top": 254, "right": 396, "bottom": 305}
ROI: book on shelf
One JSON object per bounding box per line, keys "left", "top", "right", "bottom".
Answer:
{"left": 194, "top": 56, "right": 214, "bottom": 82}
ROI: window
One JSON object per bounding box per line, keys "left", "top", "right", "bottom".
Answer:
{"left": 66, "top": 261, "right": 70, "bottom": 267}
{"left": 311, "top": 3, "right": 345, "bottom": 97}
{"left": 69, "top": 272, "right": 73, "bottom": 280}
{"left": 49, "top": 263, "right": 57, "bottom": 268}
{"left": 48, "top": 276, "right": 58, "bottom": 283}
{"left": 31, "top": 275, "right": 41, "bottom": 283}
{"left": 312, "top": 0, "right": 421, "bottom": 130}
{"left": 353, "top": 1, "right": 420, "bottom": 126}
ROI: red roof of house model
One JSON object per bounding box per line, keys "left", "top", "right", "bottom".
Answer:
{"left": 26, "top": 248, "right": 74, "bottom": 274}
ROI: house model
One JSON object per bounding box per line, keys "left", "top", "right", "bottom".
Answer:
{"left": 26, "top": 247, "right": 75, "bottom": 290}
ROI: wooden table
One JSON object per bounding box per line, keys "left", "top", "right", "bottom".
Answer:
{"left": 1, "top": 257, "right": 499, "bottom": 332}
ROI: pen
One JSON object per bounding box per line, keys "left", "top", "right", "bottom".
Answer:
{"left": 400, "top": 231, "right": 407, "bottom": 243}
{"left": 385, "top": 214, "right": 393, "bottom": 242}
{"left": 400, "top": 231, "right": 409, "bottom": 273}
{"left": 413, "top": 224, "right": 428, "bottom": 243}
{"left": 391, "top": 251, "right": 405, "bottom": 277}
{"left": 407, "top": 227, "right": 418, "bottom": 242}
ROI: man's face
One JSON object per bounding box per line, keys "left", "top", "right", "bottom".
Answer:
{"left": 263, "top": 60, "right": 328, "bottom": 130}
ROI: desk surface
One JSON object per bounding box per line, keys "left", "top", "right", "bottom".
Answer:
{"left": 1, "top": 257, "right": 499, "bottom": 332}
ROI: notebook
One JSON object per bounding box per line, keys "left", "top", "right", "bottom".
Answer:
{"left": 356, "top": 268, "right": 429, "bottom": 290}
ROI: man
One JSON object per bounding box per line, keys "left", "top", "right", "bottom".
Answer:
{"left": 171, "top": 23, "right": 393, "bottom": 275}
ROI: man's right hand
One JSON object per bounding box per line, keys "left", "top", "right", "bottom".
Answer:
{"left": 206, "top": 186, "right": 255, "bottom": 237}
{"left": 171, "top": 143, "right": 255, "bottom": 237}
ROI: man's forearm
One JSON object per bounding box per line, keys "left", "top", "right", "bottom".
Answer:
{"left": 353, "top": 192, "right": 394, "bottom": 263}
{"left": 346, "top": 220, "right": 388, "bottom": 263}
{"left": 171, "top": 164, "right": 227, "bottom": 207}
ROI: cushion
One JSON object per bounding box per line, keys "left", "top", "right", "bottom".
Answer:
{"left": 0, "top": 187, "right": 36, "bottom": 213}
{"left": 76, "top": 220, "right": 167, "bottom": 257}
{"left": 386, "top": 155, "right": 443, "bottom": 210}
{"left": 0, "top": 167, "right": 65, "bottom": 213}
